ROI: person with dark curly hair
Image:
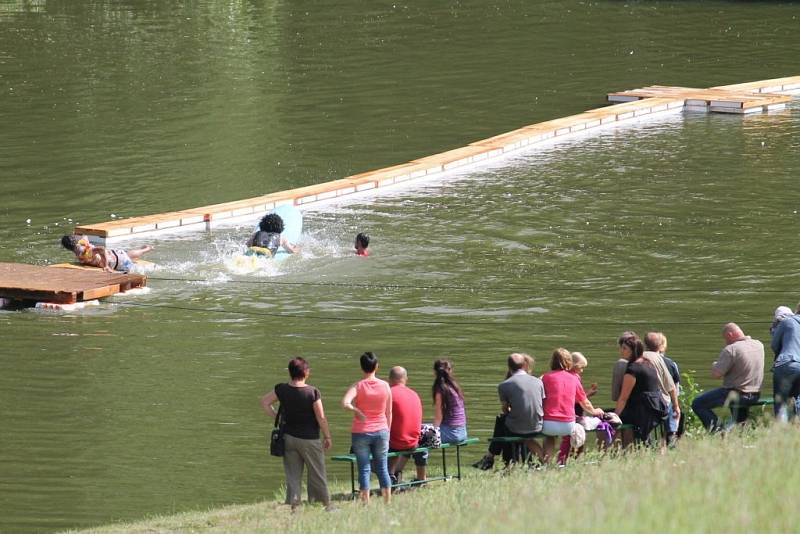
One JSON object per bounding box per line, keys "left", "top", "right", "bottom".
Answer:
{"left": 246, "top": 213, "right": 299, "bottom": 257}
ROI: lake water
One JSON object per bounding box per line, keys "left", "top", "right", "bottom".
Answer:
{"left": 1, "top": 1, "right": 799, "bottom": 531}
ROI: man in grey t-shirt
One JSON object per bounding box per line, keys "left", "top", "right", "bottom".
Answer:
{"left": 691, "top": 322, "right": 765, "bottom": 431}
{"left": 472, "top": 353, "right": 545, "bottom": 470}
{"left": 498, "top": 358, "right": 546, "bottom": 435}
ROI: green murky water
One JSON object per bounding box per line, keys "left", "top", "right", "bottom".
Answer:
{"left": 1, "top": 1, "right": 799, "bottom": 531}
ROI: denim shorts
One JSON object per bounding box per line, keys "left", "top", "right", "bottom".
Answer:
{"left": 439, "top": 424, "right": 467, "bottom": 444}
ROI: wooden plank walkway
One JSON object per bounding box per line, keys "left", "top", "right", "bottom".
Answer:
{"left": 607, "top": 85, "right": 792, "bottom": 113}
{"left": 0, "top": 263, "right": 147, "bottom": 304}
{"left": 73, "top": 75, "right": 800, "bottom": 244}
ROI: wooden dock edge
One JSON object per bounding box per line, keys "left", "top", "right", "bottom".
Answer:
{"left": 74, "top": 75, "right": 800, "bottom": 244}
{"left": 0, "top": 262, "right": 147, "bottom": 306}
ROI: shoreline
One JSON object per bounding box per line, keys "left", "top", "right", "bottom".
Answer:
{"left": 67, "top": 422, "right": 799, "bottom": 533}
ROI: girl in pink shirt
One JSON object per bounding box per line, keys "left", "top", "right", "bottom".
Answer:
{"left": 541, "top": 348, "right": 603, "bottom": 463}
{"left": 342, "top": 352, "right": 392, "bottom": 503}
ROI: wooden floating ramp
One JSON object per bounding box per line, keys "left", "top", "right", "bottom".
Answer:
{"left": 0, "top": 263, "right": 147, "bottom": 305}
{"left": 74, "top": 75, "right": 800, "bottom": 244}
{"left": 607, "top": 85, "right": 793, "bottom": 113}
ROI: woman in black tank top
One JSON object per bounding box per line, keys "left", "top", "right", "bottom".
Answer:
{"left": 614, "top": 333, "right": 668, "bottom": 444}
{"left": 261, "top": 357, "right": 332, "bottom": 509}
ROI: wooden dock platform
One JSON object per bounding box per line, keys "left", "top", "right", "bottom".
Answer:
{"left": 0, "top": 263, "right": 147, "bottom": 305}
{"left": 607, "top": 85, "right": 792, "bottom": 113}
{"left": 73, "top": 75, "right": 800, "bottom": 244}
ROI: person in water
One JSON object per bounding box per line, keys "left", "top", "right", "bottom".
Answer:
{"left": 61, "top": 235, "right": 152, "bottom": 273}
{"left": 246, "top": 213, "right": 299, "bottom": 256}
{"left": 355, "top": 232, "right": 370, "bottom": 257}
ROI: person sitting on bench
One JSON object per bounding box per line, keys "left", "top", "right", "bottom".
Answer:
{"left": 387, "top": 366, "right": 427, "bottom": 484}
{"left": 691, "top": 323, "right": 764, "bottom": 431}
{"left": 473, "top": 353, "right": 544, "bottom": 470}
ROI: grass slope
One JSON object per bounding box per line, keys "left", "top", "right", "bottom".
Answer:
{"left": 71, "top": 424, "right": 799, "bottom": 533}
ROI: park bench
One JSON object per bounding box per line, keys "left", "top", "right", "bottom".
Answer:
{"left": 332, "top": 437, "right": 479, "bottom": 496}
{"left": 728, "top": 397, "right": 774, "bottom": 411}
{"left": 488, "top": 424, "right": 635, "bottom": 444}
{"left": 722, "top": 397, "right": 774, "bottom": 426}
{"left": 488, "top": 424, "right": 637, "bottom": 461}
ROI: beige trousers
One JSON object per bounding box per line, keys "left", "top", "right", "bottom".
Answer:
{"left": 282, "top": 434, "right": 330, "bottom": 506}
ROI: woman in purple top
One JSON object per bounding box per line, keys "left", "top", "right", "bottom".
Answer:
{"left": 432, "top": 359, "right": 467, "bottom": 443}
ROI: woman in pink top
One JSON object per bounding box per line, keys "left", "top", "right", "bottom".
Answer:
{"left": 342, "top": 351, "right": 392, "bottom": 503}
{"left": 541, "top": 348, "right": 603, "bottom": 463}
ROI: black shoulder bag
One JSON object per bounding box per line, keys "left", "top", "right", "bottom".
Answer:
{"left": 269, "top": 405, "right": 286, "bottom": 457}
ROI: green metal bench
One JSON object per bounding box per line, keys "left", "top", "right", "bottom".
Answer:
{"left": 722, "top": 397, "right": 774, "bottom": 426}
{"left": 488, "top": 424, "right": 637, "bottom": 461}
{"left": 331, "top": 437, "right": 479, "bottom": 496}
{"left": 730, "top": 398, "right": 774, "bottom": 409}
{"left": 488, "top": 423, "right": 635, "bottom": 444}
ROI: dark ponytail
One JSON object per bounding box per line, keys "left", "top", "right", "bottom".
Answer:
{"left": 432, "top": 359, "right": 463, "bottom": 414}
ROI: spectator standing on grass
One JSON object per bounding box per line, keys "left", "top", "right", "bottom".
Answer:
{"left": 771, "top": 305, "right": 800, "bottom": 422}
{"left": 261, "top": 357, "right": 332, "bottom": 510}
{"left": 342, "top": 352, "right": 392, "bottom": 504}
{"left": 432, "top": 359, "right": 468, "bottom": 444}
{"left": 691, "top": 323, "right": 764, "bottom": 431}
{"left": 387, "top": 366, "right": 427, "bottom": 483}
{"left": 771, "top": 305, "right": 793, "bottom": 335}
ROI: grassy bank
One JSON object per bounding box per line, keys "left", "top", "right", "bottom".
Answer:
{"left": 73, "top": 424, "right": 799, "bottom": 533}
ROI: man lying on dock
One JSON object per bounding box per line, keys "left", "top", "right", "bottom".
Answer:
{"left": 61, "top": 235, "right": 152, "bottom": 273}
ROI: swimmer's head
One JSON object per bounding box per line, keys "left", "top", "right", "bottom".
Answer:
{"left": 258, "top": 213, "right": 285, "bottom": 234}
{"left": 355, "top": 232, "right": 370, "bottom": 249}
{"left": 60, "top": 235, "right": 79, "bottom": 251}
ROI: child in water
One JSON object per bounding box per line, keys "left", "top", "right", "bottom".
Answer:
{"left": 355, "top": 232, "right": 370, "bottom": 257}
{"left": 61, "top": 235, "right": 152, "bottom": 273}
{"left": 246, "top": 213, "right": 299, "bottom": 256}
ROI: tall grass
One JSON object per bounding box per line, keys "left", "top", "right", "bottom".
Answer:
{"left": 72, "top": 423, "right": 800, "bottom": 533}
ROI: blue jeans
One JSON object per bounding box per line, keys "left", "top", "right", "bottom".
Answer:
{"left": 691, "top": 387, "right": 759, "bottom": 431}
{"left": 439, "top": 424, "right": 467, "bottom": 444}
{"left": 351, "top": 430, "right": 391, "bottom": 490}
{"left": 666, "top": 401, "right": 679, "bottom": 433}
{"left": 773, "top": 361, "right": 800, "bottom": 422}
